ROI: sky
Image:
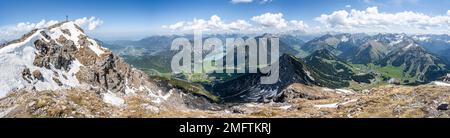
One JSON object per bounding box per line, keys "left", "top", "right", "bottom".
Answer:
{"left": 0, "top": 0, "right": 450, "bottom": 40}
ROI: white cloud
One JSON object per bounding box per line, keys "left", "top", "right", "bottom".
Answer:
{"left": 251, "top": 12, "right": 288, "bottom": 29}
{"left": 161, "top": 22, "right": 185, "bottom": 30}
{"left": 162, "top": 13, "right": 309, "bottom": 33}
{"left": 0, "top": 19, "right": 58, "bottom": 40}
{"left": 363, "top": 0, "right": 419, "bottom": 7}
{"left": 162, "top": 18, "right": 208, "bottom": 31}
{"left": 259, "top": 0, "right": 272, "bottom": 4}
{"left": 74, "top": 16, "right": 103, "bottom": 30}
{"left": 0, "top": 17, "right": 103, "bottom": 41}
{"left": 227, "top": 20, "right": 252, "bottom": 30}
{"left": 162, "top": 15, "right": 252, "bottom": 32}
{"left": 345, "top": 5, "right": 351, "bottom": 8}
{"left": 230, "top": 0, "right": 272, "bottom": 4}
{"left": 290, "top": 20, "right": 309, "bottom": 31}
{"left": 315, "top": 7, "right": 450, "bottom": 34}
{"left": 230, "top": 0, "right": 253, "bottom": 4}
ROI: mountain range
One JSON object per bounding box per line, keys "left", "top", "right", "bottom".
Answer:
{"left": 104, "top": 32, "right": 450, "bottom": 85}
{"left": 1, "top": 22, "right": 450, "bottom": 117}
{"left": 101, "top": 32, "right": 450, "bottom": 103}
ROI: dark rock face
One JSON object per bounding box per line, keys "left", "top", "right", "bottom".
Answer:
{"left": 52, "top": 77, "right": 63, "bottom": 86}
{"left": 21, "top": 68, "right": 44, "bottom": 83}
{"left": 61, "top": 29, "right": 71, "bottom": 36}
{"left": 33, "top": 37, "right": 77, "bottom": 71}
{"left": 75, "top": 49, "right": 162, "bottom": 95}
{"left": 22, "top": 68, "right": 32, "bottom": 83}
{"left": 213, "top": 54, "right": 317, "bottom": 103}
{"left": 77, "top": 53, "right": 127, "bottom": 92}
{"left": 212, "top": 52, "right": 361, "bottom": 103}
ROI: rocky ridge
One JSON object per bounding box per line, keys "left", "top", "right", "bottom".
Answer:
{"left": 0, "top": 21, "right": 216, "bottom": 117}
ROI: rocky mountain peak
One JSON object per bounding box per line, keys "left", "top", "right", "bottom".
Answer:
{"left": 0, "top": 21, "right": 172, "bottom": 105}
{"left": 213, "top": 54, "right": 317, "bottom": 102}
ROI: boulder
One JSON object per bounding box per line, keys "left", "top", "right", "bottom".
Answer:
{"left": 275, "top": 83, "right": 338, "bottom": 102}
{"left": 32, "top": 70, "right": 44, "bottom": 81}
{"left": 437, "top": 104, "right": 449, "bottom": 111}
{"left": 22, "top": 68, "right": 32, "bottom": 83}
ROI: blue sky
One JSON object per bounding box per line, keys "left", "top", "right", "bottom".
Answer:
{"left": 1, "top": 0, "right": 449, "bottom": 40}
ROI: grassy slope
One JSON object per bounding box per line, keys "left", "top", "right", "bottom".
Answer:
{"left": 345, "top": 63, "right": 418, "bottom": 90}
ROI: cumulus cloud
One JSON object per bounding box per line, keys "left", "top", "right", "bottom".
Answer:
{"left": 227, "top": 20, "right": 253, "bottom": 30}
{"left": 251, "top": 12, "right": 288, "bottom": 29}
{"left": 363, "top": 0, "right": 419, "bottom": 7}
{"left": 0, "top": 19, "right": 58, "bottom": 40}
{"left": 230, "top": 0, "right": 253, "bottom": 4}
{"left": 74, "top": 16, "right": 104, "bottom": 30}
{"left": 0, "top": 16, "right": 103, "bottom": 40}
{"left": 290, "top": 20, "right": 309, "bottom": 31}
{"left": 259, "top": 0, "right": 272, "bottom": 4}
{"left": 162, "top": 15, "right": 252, "bottom": 32}
{"left": 315, "top": 7, "right": 450, "bottom": 33}
{"left": 345, "top": 5, "right": 351, "bottom": 8}
{"left": 162, "top": 8, "right": 450, "bottom": 34}
{"left": 230, "top": 0, "right": 272, "bottom": 4}
{"left": 162, "top": 22, "right": 185, "bottom": 30}
{"left": 162, "top": 13, "right": 310, "bottom": 33}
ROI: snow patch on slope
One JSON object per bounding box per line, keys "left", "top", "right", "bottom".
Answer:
{"left": 87, "top": 38, "right": 106, "bottom": 56}
{"left": 314, "top": 103, "right": 339, "bottom": 108}
{"left": 148, "top": 89, "right": 174, "bottom": 104}
{"left": 335, "top": 89, "right": 354, "bottom": 94}
{"left": 278, "top": 105, "right": 292, "bottom": 110}
{"left": 0, "top": 22, "right": 89, "bottom": 98}
{"left": 402, "top": 43, "right": 414, "bottom": 51}
{"left": 102, "top": 91, "right": 125, "bottom": 106}
{"left": 0, "top": 30, "right": 42, "bottom": 98}
{"left": 431, "top": 81, "right": 450, "bottom": 87}
{"left": 314, "top": 99, "right": 357, "bottom": 109}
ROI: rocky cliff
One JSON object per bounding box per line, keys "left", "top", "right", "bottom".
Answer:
{"left": 0, "top": 21, "right": 215, "bottom": 117}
